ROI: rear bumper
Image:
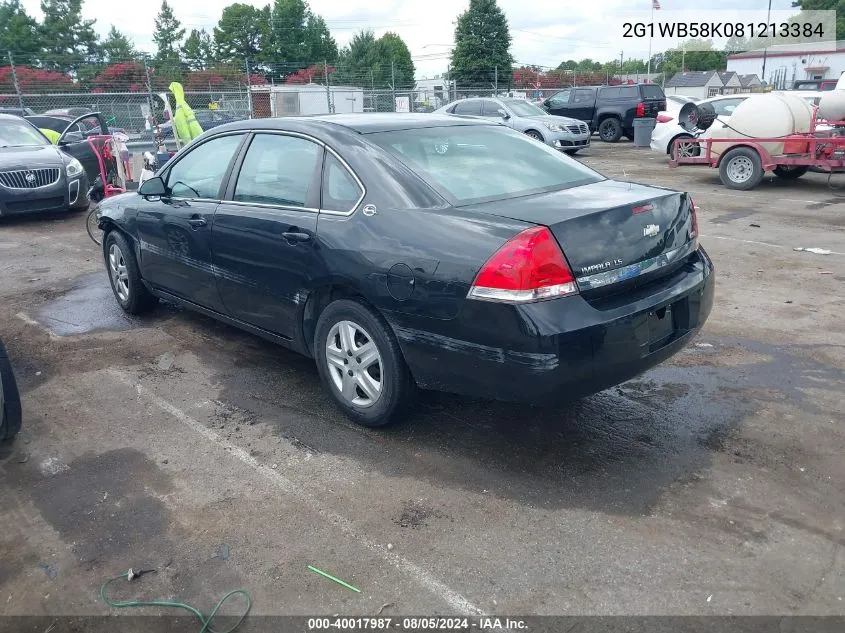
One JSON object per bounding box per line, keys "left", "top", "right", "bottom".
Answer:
{"left": 390, "top": 247, "right": 714, "bottom": 402}
{"left": 0, "top": 174, "right": 88, "bottom": 217}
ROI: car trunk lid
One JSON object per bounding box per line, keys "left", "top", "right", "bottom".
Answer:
{"left": 466, "top": 180, "right": 696, "bottom": 294}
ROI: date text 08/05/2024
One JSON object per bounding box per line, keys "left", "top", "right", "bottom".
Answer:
{"left": 623, "top": 21, "right": 825, "bottom": 39}
{"left": 307, "top": 617, "right": 528, "bottom": 630}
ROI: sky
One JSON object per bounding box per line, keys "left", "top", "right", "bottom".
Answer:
{"left": 20, "top": 0, "right": 802, "bottom": 77}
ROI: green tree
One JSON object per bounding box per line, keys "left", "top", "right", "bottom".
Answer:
{"left": 334, "top": 29, "right": 379, "bottom": 86}
{"left": 303, "top": 13, "right": 337, "bottom": 62}
{"left": 450, "top": 0, "right": 512, "bottom": 87}
{"left": 377, "top": 32, "right": 414, "bottom": 88}
{"left": 270, "top": 0, "right": 307, "bottom": 64}
{"left": 334, "top": 30, "right": 414, "bottom": 89}
{"left": 792, "top": 0, "right": 845, "bottom": 40}
{"left": 183, "top": 28, "right": 215, "bottom": 70}
{"left": 102, "top": 26, "right": 136, "bottom": 63}
{"left": 39, "top": 0, "right": 100, "bottom": 71}
{"left": 214, "top": 3, "right": 266, "bottom": 63}
{"left": 0, "top": 0, "right": 40, "bottom": 59}
{"left": 557, "top": 59, "right": 577, "bottom": 70}
{"left": 153, "top": 0, "right": 185, "bottom": 72}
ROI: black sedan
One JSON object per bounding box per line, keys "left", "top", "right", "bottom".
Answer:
{"left": 0, "top": 114, "right": 90, "bottom": 217}
{"left": 97, "top": 114, "right": 714, "bottom": 426}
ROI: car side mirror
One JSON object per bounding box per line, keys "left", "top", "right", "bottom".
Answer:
{"left": 497, "top": 108, "right": 510, "bottom": 119}
{"left": 139, "top": 176, "right": 167, "bottom": 197}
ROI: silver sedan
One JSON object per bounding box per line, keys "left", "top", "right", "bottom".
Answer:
{"left": 435, "top": 97, "right": 591, "bottom": 154}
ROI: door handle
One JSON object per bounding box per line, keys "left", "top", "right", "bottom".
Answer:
{"left": 188, "top": 215, "right": 207, "bottom": 229}
{"left": 282, "top": 231, "right": 311, "bottom": 243}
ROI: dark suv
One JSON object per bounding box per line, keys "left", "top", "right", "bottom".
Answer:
{"left": 542, "top": 84, "right": 666, "bottom": 142}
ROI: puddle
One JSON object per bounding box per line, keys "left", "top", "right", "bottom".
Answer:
{"left": 36, "top": 272, "right": 148, "bottom": 336}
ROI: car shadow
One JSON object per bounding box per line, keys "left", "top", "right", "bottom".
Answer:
{"left": 171, "top": 307, "right": 813, "bottom": 517}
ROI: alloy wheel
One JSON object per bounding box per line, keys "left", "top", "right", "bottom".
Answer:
{"left": 325, "top": 320, "right": 383, "bottom": 408}
{"left": 108, "top": 243, "right": 130, "bottom": 302}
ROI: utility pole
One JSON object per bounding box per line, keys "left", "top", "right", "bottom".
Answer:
{"left": 682, "top": 44, "right": 686, "bottom": 72}
{"left": 494, "top": 65, "right": 498, "bottom": 95}
{"left": 245, "top": 58, "right": 253, "bottom": 119}
{"left": 325, "top": 60, "right": 333, "bottom": 113}
{"left": 7, "top": 52, "right": 24, "bottom": 112}
{"left": 391, "top": 60, "right": 396, "bottom": 111}
{"left": 761, "top": 0, "right": 773, "bottom": 83}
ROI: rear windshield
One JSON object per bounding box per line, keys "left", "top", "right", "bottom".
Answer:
{"left": 641, "top": 85, "right": 665, "bottom": 99}
{"left": 367, "top": 125, "right": 603, "bottom": 205}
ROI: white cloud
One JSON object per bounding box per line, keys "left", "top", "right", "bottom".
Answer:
{"left": 20, "top": 0, "right": 801, "bottom": 77}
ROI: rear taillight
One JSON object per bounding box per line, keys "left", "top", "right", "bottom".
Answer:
{"left": 689, "top": 197, "right": 699, "bottom": 243}
{"left": 468, "top": 226, "right": 578, "bottom": 303}
{"left": 636, "top": 101, "right": 645, "bottom": 117}
{"left": 656, "top": 113, "right": 674, "bottom": 123}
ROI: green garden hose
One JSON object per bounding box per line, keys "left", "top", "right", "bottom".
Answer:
{"left": 100, "top": 570, "right": 251, "bottom": 633}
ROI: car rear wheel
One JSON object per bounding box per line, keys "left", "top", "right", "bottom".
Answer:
{"left": 598, "top": 118, "right": 623, "bottom": 142}
{"left": 103, "top": 231, "right": 157, "bottom": 314}
{"left": 773, "top": 165, "right": 809, "bottom": 180}
{"left": 670, "top": 134, "right": 700, "bottom": 160}
{"left": 314, "top": 299, "right": 414, "bottom": 427}
{"left": 719, "top": 147, "right": 764, "bottom": 190}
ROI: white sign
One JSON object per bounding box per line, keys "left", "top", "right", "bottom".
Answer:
{"left": 395, "top": 96, "right": 410, "bottom": 113}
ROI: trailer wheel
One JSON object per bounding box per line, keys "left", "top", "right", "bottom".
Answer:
{"left": 773, "top": 165, "right": 809, "bottom": 180}
{"left": 719, "top": 147, "right": 764, "bottom": 190}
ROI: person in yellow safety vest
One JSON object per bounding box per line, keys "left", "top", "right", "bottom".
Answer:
{"left": 39, "top": 127, "right": 61, "bottom": 144}
{"left": 168, "top": 81, "right": 203, "bottom": 145}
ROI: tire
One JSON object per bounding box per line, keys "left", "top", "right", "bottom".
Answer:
{"left": 563, "top": 149, "right": 580, "bottom": 155}
{"left": 103, "top": 230, "right": 157, "bottom": 314}
{"left": 598, "top": 117, "right": 623, "bottom": 142}
{"left": 314, "top": 299, "right": 414, "bottom": 427}
{"left": 773, "top": 165, "right": 809, "bottom": 180}
{"left": 719, "top": 147, "right": 764, "bottom": 190}
{"left": 0, "top": 341, "right": 21, "bottom": 442}
{"left": 669, "top": 134, "right": 700, "bottom": 160}
{"left": 524, "top": 129, "right": 544, "bottom": 142}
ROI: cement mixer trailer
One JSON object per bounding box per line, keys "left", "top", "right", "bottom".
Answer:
{"left": 669, "top": 92, "right": 845, "bottom": 190}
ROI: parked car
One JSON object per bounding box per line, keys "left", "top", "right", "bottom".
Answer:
{"left": 43, "top": 107, "right": 97, "bottom": 117}
{"left": 97, "top": 114, "right": 714, "bottom": 427}
{"left": 0, "top": 337, "right": 21, "bottom": 441}
{"left": 542, "top": 84, "right": 667, "bottom": 142}
{"left": 26, "top": 113, "right": 113, "bottom": 182}
{"left": 0, "top": 114, "right": 89, "bottom": 217}
{"left": 157, "top": 109, "right": 243, "bottom": 139}
{"left": 651, "top": 94, "right": 751, "bottom": 158}
{"left": 435, "top": 97, "right": 591, "bottom": 154}
{"left": 790, "top": 79, "right": 836, "bottom": 91}
{"left": 0, "top": 107, "right": 35, "bottom": 116}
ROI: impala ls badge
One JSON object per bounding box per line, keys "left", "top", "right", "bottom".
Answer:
{"left": 643, "top": 224, "right": 660, "bottom": 237}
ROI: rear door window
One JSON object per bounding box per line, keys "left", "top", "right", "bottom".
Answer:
{"left": 600, "top": 87, "right": 620, "bottom": 99}
{"left": 711, "top": 98, "right": 746, "bottom": 116}
{"left": 453, "top": 100, "right": 483, "bottom": 116}
{"left": 574, "top": 89, "right": 594, "bottom": 103}
{"left": 233, "top": 133, "right": 321, "bottom": 207}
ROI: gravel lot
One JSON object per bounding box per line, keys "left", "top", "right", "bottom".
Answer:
{"left": 1, "top": 141, "right": 843, "bottom": 624}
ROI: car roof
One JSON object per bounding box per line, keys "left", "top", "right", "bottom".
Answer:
{"left": 0, "top": 113, "right": 26, "bottom": 120}
{"left": 213, "top": 113, "right": 497, "bottom": 135}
